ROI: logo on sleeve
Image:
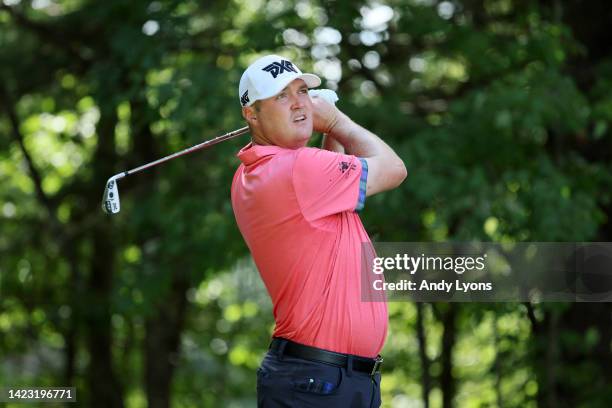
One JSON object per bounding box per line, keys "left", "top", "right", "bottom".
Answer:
{"left": 262, "top": 60, "right": 298, "bottom": 78}
{"left": 339, "top": 161, "right": 357, "bottom": 175}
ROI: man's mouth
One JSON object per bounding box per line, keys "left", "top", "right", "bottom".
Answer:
{"left": 293, "top": 114, "right": 307, "bottom": 123}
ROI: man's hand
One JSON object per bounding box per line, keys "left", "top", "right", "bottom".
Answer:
{"left": 311, "top": 95, "right": 339, "bottom": 134}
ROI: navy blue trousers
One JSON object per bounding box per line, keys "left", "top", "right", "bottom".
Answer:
{"left": 256, "top": 343, "right": 382, "bottom": 407}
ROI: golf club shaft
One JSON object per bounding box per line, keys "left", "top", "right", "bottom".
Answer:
{"left": 103, "top": 89, "right": 338, "bottom": 214}
{"left": 112, "top": 126, "right": 250, "bottom": 181}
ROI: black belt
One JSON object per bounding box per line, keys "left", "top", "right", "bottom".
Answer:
{"left": 269, "top": 338, "right": 383, "bottom": 376}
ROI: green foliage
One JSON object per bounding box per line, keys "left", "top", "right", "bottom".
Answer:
{"left": 1, "top": 0, "right": 611, "bottom": 407}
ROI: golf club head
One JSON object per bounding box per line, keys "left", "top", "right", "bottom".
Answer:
{"left": 102, "top": 177, "right": 120, "bottom": 214}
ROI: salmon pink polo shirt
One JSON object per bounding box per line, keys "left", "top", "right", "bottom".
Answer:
{"left": 231, "top": 143, "right": 388, "bottom": 358}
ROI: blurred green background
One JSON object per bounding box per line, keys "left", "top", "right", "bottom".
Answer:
{"left": 1, "top": 0, "right": 611, "bottom": 407}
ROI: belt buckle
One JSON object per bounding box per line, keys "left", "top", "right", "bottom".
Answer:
{"left": 370, "top": 356, "right": 383, "bottom": 376}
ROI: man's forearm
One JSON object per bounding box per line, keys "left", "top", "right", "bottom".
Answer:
{"left": 312, "top": 98, "right": 407, "bottom": 197}
{"left": 327, "top": 111, "right": 395, "bottom": 159}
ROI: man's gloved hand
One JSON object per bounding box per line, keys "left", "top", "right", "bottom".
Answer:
{"left": 309, "top": 89, "right": 340, "bottom": 134}
{"left": 309, "top": 89, "right": 339, "bottom": 105}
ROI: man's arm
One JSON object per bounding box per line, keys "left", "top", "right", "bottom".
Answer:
{"left": 310, "top": 91, "right": 344, "bottom": 153}
{"left": 321, "top": 133, "right": 345, "bottom": 153}
{"left": 312, "top": 98, "right": 407, "bottom": 197}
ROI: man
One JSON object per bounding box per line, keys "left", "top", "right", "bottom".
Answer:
{"left": 231, "top": 54, "right": 406, "bottom": 407}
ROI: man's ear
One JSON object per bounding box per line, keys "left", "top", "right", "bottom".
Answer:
{"left": 242, "top": 106, "right": 257, "bottom": 125}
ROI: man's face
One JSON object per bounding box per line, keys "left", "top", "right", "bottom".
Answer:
{"left": 244, "top": 79, "right": 313, "bottom": 149}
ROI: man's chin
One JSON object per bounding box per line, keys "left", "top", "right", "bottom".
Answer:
{"left": 297, "top": 129, "right": 313, "bottom": 144}
{"left": 300, "top": 122, "right": 314, "bottom": 136}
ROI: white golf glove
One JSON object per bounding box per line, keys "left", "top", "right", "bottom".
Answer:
{"left": 309, "top": 89, "right": 339, "bottom": 106}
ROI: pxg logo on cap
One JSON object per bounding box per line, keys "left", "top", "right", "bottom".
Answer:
{"left": 262, "top": 60, "right": 298, "bottom": 78}
{"left": 238, "top": 54, "right": 321, "bottom": 107}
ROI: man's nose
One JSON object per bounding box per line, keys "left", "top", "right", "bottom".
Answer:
{"left": 290, "top": 92, "right": 304, "bottom": 109}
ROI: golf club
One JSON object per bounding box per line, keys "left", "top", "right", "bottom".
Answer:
{"left": 101, "top": 89, "right": 338, "bottom": 214}
{"left": 102, "top": 126, "right": 249, "bottom": 214}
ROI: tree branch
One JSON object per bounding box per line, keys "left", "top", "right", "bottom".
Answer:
{"left": 523, "top": 301, "right": 540, "bottom": 335}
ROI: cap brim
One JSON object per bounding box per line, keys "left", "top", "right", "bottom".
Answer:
{"left": 300, "top": 73, "right": 322, "bottom": 88}
{"left": 257, "top": 73, "right": 322, "bottom": 102}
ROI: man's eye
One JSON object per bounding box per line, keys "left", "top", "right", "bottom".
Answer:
{"left": 299, "top": 88, "right": 308, "bottom": 94}
{"left": 276, "top": 93, "right": 287, "bottom": 100}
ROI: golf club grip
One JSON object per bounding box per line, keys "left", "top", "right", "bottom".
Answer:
{"left": 124, "top": 126, "right": 250, "bottom": 176}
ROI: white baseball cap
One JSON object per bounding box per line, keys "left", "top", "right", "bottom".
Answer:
{"left": 238, "top": 54, "right": 321, "bottom": 107}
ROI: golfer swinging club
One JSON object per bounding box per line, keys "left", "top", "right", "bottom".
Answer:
{"left": 231, "top": 54, "right": 407, "bottom": 407}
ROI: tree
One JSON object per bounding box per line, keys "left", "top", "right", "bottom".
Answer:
{"left": 1, "top": 0, "right": 611, "bottom": 406}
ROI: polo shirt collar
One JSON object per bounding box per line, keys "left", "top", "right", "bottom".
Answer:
{"left": 237, "top": 142, "right": 285, "bottom": 165}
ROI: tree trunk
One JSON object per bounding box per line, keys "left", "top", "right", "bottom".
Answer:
{"left": 144, "top": 272, "right": 190, "bottom": 408}
{"left": 416, "top": 302, "right": 431, "bottom": 408}
{"left": 492, "top": 316, "right": 503, "bottom": 408}
{"left": 84, "top": 105, "right": 124, "bottom": 408}
{"left": 62, "top": 242, "right": 79, "bottom": 387}
{"left": 544, "top": 310, "right": 560, "bottom": 408}
{"left": 440, "top": 304, "right": 457, "bottom": 408}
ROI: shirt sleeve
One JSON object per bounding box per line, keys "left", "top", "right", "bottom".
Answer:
{"left": 292, "top": 147, "right": 368, "bottom": 222}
